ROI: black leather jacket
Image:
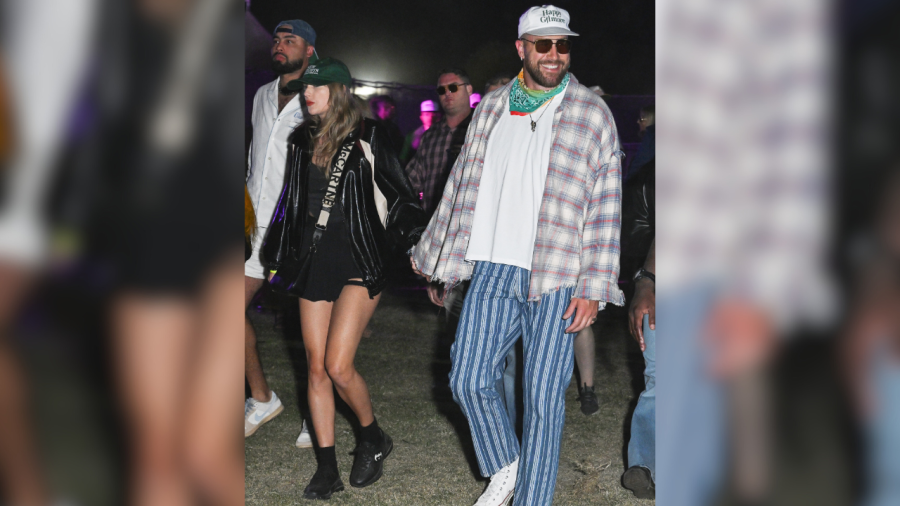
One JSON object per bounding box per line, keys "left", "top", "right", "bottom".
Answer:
{"left": 620, "top": 159, "right": 655, "bottom": 278}
{"left": 263, "top": 118, "right": 426, "bottom": 297}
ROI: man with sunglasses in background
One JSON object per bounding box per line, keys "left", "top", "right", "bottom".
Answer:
{"left": 405, "top": 68, "right": 474, "bottom": 219}
{"left": 411, "top": 5, "right": 624, "bottom": 505}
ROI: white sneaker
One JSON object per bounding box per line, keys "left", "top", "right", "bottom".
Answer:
{"left": 473, "top": 457, "right": 518, "bottom": 506}
{"left": 295, "top": 419, "right": 313, "bottom": 448}
{"left": 244, "top": 392, "right": 284, "bottom": 437}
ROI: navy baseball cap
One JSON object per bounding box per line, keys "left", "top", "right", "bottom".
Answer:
{"left": 274, "top": 19, "right": 316, "bottom": 46}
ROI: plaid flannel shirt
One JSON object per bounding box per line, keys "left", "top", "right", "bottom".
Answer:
{"left": 411, "top": 74, "right": 626, "bottom": 308}
{"left": 405, "top": 119, "right": 456, "bottom": 216}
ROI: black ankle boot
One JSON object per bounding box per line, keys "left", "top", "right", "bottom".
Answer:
{"left": 303, "top": 464, "right": 344, "bottom": 500}
{"left": 349, "top": 429, "right": 393, "bottom": 488}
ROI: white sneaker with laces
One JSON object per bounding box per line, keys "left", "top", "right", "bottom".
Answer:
{"left": 473, "top": 457, "right": 518, "bottom": 506}
{"left": 244, "top": 391, "right": 284, "bottom": 437}
{"left": 295, "top": 419, "right": 313, "bottom": 448}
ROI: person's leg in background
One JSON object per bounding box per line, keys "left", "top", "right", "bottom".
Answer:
{"left": 244, "top": 234, "right": 286, "bottom": 438}
{"left": 623, "top": 313, "right": 656, "bottom": 497}
{"left": 574, "top": 326, "right": 599, "bottom": 415}
{"left": 0, "top": 264, "right": 48, "bottom": 506}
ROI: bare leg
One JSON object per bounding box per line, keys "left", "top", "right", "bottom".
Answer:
{"left": 0, "top": 264, "right": 48, "bottom": 506}
{"left": 300, "top": 283, "right": 381, "bottom": 447}
{"left": 300, "top": 297, "right": 337, "bottom": 447}
{"left": 325, "top": 285, "right": 381, "bottom": 427}
{"left": 112, "top": 294, "right": 194, "bottom": 506}
{"left": 185, "top": 255, "right": 244, "bottom": 506}
{"left": 574, "top": 326, "right": 595, "bottom": 388}
{"left": 244, "top": 276, "right": 270, "bottom": 401}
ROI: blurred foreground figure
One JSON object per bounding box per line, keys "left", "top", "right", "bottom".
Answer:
{"left": 657, "top": 0, "right": 834, "bottom": 504}
{"left": 90, "top": 0, "right": 243, "bottom": 504}
{"left": 0, "top": 0, "right": 95, "bottom": 504}
{"left": 843, "top": 169, "right": 900, "bottom": 506}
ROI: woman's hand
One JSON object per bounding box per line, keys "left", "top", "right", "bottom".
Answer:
{"left": 268, "top": 271, "right": 275, "bottom": 282}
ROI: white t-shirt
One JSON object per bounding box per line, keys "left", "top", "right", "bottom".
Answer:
{"left": 465, "top": 87, "right": 566, "bottom": 270}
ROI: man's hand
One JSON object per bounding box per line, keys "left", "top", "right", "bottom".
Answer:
{"left": 563, "top": 298, "right": 600, "bottom": 334}
{"left": 426, "top": 282, "right": 444, "bottom": 307}
{"left": 410, "top": 256, "right": 427, "bottom": 278}
{"left": 629, "top": 278, "right": 655, "bottom": 351}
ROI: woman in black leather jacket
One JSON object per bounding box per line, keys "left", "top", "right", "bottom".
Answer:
{"left": 262, "top": 58, "right": 425, "bottom": 499}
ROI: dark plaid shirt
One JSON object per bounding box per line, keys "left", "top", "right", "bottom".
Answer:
{"left": 405, "top": 118, "right": 461, "bottom": 216}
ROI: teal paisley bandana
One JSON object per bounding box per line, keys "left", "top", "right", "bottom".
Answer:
{"left": 509, "top": 69, "right": 570, "bottom": 115}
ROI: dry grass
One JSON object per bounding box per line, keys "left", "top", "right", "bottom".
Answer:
{"left": 245, "top": 285, "right": 654, "bottom": 505}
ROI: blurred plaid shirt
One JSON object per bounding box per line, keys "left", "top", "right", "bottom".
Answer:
{"left": 657, "top": 0, "right": 834, "bottom": 329}
{"left": 411, "top": 74, "right": 626, "bottom": 308}
{"left": 405, "top": 120, "right": 457, "bottom": 216}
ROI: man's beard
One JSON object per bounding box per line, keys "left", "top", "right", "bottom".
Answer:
{"left": 524, "top": 56, "right": 569, "bottom": 89}
{"left": 272, "top": 55, "right": 306, "bottom": 75}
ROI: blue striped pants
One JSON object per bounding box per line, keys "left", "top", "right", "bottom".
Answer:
{"left": 450, "top": 262, "right": 575, "bottom": 506}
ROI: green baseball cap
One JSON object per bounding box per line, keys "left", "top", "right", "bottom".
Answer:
{"left": 287, "top": 57, "right": 352, "bottom": 91}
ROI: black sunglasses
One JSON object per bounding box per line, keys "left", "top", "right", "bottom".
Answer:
{"left": 436, "top": 82, "right": 467, "bottom": 95}
{"left": 519, "top": 38, "right": 572, "bottom": 54}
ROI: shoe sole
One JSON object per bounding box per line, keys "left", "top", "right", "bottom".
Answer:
{"left": 350, "top": 435, "right": 393, "bottom": 488}
{"left": 303, "top": 480, "right": 344, "bottom": 500}
{"left": 622, "top": 468, "right": 655, "bottom": 499}
{"left": 244, "top": 404, "right": 284, "bottom": 438}
{"left": 295, "top": 437, "right": 314, "bottom": 449}
{"left": 580, "top": 403, "right": 601, "bottom": 416}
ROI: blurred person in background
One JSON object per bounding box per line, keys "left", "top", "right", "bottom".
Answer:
{"left": 843, "top": 168, "right": 900, "bottom": 506}
{"left": 263, "top": 57, "right": 425, "bottom": 499}
{"left": 656, "top": 0, "right": 834, "bottom": 504}
{"left": 484, "top": 75, "right": 512, "bottom": 95}
{"left": 625, "top": 105, "right": 653, "bottom": 182}
{"left": 620, "top": 159, "right": 655, "bottom": 499}
{"left": 88, "top": 0, "right": 245, "bottom": 504}
{"left": 398, "top": 99, "right": 440, "bottom": 167}
{"left": 406, "top": 68, "right": 473, "bottom": 218}
{"left": 0, "top": 53, "right": 49, "bottom": 506}
{"left": 245, "top": 18, "right": 317, "bottom": 448}
{"left": 588, "top": 84, "right": 611, "bottom": 101}
{"left": 368, "top": 95, "right": 404, "bottom": 155}
{"left": 0, "top": 0, "right": 95, "bottom": 504}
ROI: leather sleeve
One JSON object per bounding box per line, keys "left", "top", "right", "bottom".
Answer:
{"left": 261, "top": 131, "right": 307, "bottom": 271}
{"left": 364, "top": 120, "right": 427, "bottom": 253}
{"left": 620, "top": 159, "right": 655, "bottom": 270}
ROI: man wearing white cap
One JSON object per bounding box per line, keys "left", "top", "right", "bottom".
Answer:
{"left": 399, "top": 99, "right": 440, "bottom": 166}
{"left": 411, "top": 5, "right": 624, "bottom": 505}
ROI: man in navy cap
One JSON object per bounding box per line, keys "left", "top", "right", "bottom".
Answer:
{"left": 244, "top": 19, "right": 317, "bottom": 447}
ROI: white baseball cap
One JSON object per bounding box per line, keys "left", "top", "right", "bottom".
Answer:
{"left": 518, "top": 5, "right": 579, "bottom": 38}
{"left": 420, "top": 100, "right": 437, "bottom": 112}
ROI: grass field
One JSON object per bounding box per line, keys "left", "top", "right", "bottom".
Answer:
{"left": 245, "top": 284, "right": 654, "bottom": 506}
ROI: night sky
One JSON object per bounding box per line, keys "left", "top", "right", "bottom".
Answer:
{"left": 249, "top": 0, "right": 655, "bottom": 94}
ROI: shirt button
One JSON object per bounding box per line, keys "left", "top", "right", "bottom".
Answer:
{"left": 265, "top": 177, "right": 268, "bottom": 180}
{"left": 268, "top": 157, "right": 271, "bottom": 160}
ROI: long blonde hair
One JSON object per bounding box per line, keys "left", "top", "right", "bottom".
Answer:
{"left": 308, "top": 82, "right": 362, "bottom": 175}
